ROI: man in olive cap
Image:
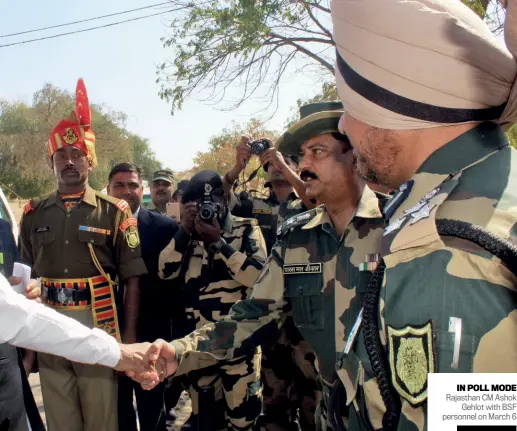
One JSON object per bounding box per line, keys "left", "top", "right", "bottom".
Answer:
{"left": 132, "top": 104, "right": 388, "bottom": 431}
{"left": 150, "top": 169, "right": 174, "bottom": 215}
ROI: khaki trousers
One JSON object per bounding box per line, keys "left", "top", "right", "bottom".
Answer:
{"left": 38, "top": 308, "right": 118, "bottom": 431}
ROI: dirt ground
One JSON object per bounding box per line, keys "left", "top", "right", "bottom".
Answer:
{"left": 29, "top": 374, "right": 191, "bottom": 431}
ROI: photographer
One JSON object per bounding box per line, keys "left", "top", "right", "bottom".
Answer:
{"left": 223, "top": 138, "right": 316, "bottom": 254}
{"left": 158, "top": 170, "right": 267, "bottom": 431}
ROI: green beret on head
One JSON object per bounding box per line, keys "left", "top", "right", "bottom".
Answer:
{"left": 276, "top": 101, "right": 344, "bottom": 155}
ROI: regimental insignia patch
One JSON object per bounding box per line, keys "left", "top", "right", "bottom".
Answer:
{"left": 63, "top": 127, "right": 78, "bottom": 144}
{"left": 115, "top": 199, "right": 129, "bottom": 212}
{"left": 125, "top": 229, "right": 140, "bottom": 249}
{"left": 23, "top": 200, "right": 34, "bottom": 215}
{"left": 387, "top": 321, "right": 435, "bottom": 406}
{"left": 119, "top": 217, "right": 137, "bottom": 232}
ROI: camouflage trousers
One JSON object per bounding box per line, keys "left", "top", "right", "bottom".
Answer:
{"left": 180, "top": 350, "right": 263, "bottom": 431}
{"left": 257, "top": 319, "right": 320, "bottom": 431}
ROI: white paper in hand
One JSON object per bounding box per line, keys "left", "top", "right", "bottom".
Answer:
{"left": 12, "top": 262, "right": 32, "bottom": 295}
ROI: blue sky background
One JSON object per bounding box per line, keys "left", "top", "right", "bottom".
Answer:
{"left": 0, "top": 0, "right": 326, "bottom": 171}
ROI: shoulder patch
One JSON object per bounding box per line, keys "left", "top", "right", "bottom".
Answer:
{"left": 120, "top": 217, "right": 138, "bottom": 232}
{"left": 116, "top": 199, "right": 129, "bottom": 212}
{"left": 24, "top": 200, "right": 34, "bottom": 215}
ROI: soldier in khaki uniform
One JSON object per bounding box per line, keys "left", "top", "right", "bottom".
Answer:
{"left": 133, "top": 103, "right": 388, "bottom": 431}
{"left": 20, "top": 79, "right": 147, "bottom": 431}
{"left": 328, "top": 0, "right": 517, "bottom": 429}
{"left": 158, "top": 170, "right": 267, "bottom": 431}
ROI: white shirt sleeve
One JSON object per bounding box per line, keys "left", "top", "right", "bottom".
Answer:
{"left": 0, "top": 274, "right": 121, "bottom": 368}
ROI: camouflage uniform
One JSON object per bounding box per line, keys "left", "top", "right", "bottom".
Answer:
{"left": 168, "top": 186, "right": 386, "bottom": 430}
{"left": 159, "top": 213, "right": 267, "bottom": 431}
{"left": 335, "top": 123, "right": 517, "bottom": 430}
{"left": 230, "top": 191, "right": 305, "bottom": 254}
{"left": 230, "top": 190, "right": 318, "bottom": 431}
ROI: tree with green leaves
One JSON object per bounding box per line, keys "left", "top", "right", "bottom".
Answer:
{"left": 158, "top": 0, "right": 334, "bottom": 114}
{"left": 158, "top": 0, "right": 506, "bottom": 115}
{"left": 0, "top": 83, "right": 163, "bottom": 198}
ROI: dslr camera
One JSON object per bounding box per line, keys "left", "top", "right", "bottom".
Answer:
{"left": 199, "top": 193, "right": 221, "bottom": 222}
{"left": 249, "top": 139, "right": 270, "bottom": 156}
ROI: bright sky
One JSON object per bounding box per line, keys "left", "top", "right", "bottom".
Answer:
{"left": 0, "top": 0, "right": 325, "bottom": 172}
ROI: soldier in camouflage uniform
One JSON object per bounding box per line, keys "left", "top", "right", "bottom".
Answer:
{"left": 136, "top": 102, "right": 388, "bottom": 431}
{"left": 328, "top": 0, "right": 517, "bottom": 429}
{"left": 158, "top": 170, "right": 267, "bottom": 431}
{"left": 223, "top": 135, "right": 319, "bottom": 431}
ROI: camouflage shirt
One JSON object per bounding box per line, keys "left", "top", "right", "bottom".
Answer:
{"left": 158, "top": 214, "right": 267, "bottom": 330}
{"left": 338, "top": 123, "right": 517, "bottom": 431}
{"left": 230, "top": 191, "right": 306, "bottom": 254}
{"left": 169, "top": 186, "right": 385, "bottom": 380}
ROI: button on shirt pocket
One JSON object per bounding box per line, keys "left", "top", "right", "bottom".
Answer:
{"left": 284, "top": 273, "right": 324, "bottom": 329}
{"left": 78, "top": 230, "right": 109, "bottom": 263}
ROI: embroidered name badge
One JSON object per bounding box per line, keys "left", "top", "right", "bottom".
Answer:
{"left": 35, "top": 226, "right": 51, "bottom": 233}
{"left": 119, "top": 217, "right": 138, "bottom": 232}
{"left": 283, "top": 263, "right": 322, "bottom": 275}
{"left": 387, "top": 321, "right": 435, "bottom": 407}
{"left": 79, "top": 225, "right": 112, "bottom": 235}
{"left": 358, "top": 253, "right": 381, "bottom": 271}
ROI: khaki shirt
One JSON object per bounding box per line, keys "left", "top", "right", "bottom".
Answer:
{"left": 20, "top": 185, "right": 147, "bottom": 281}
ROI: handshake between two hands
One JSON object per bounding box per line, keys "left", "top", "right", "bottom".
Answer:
{"left": 114, "top": 339, "right": 180, "bottom": 390}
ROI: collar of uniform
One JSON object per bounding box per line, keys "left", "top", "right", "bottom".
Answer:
{"left": 417, "top": 122, "right": 507, "bottom": 175}
{"left": 81, "top": 185, "right": 98, "bottom": 207}
{"left": 44, "top": 185, "right": 97, "bottom": 209}
{"left": 302, "top": 206, "right": 329, "bottom": 230}
{"left": 221, "top": 212, "right": 233, "bottom": 233}
{"left": 354, "top": 186, "right": 382, "bottom": 220}
{"left": 389, "top": 123, "right": 507, "bottom": 221}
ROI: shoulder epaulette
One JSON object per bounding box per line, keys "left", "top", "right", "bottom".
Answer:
{"left": 95, "top": 191, "right": 130, "bottom": 212}
{"left": 232, "top": 216, "right": 258, "bottom": 227}
{"left": 277, "top": 208, "right": 317, "bottom": 238}
{"left": 23, "top": 194, "right": 48, "bottom": 216}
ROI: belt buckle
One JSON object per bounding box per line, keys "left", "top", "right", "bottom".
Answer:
{"left": 57, "top": 288, "right": 67, "bottom": 305}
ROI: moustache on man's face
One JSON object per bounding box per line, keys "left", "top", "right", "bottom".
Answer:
{"left": 300, "top": 170, "right": 318, "bottom": 181}
{"left": 61, "top": 168, "right": 79, "bottom": 176}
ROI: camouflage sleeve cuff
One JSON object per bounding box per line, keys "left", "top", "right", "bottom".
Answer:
{"left": 171, "top": 340, "right": 186, "bottom": 362}
{"left": 118, "top": 257, "right": 147, "bottom": 281}
{"left": 220, "top": 241, "right": 236, "bottom": 260}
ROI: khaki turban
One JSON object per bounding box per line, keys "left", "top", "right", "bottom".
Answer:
{"left": 331, "top": 0, "right": 517, "bottom": 129}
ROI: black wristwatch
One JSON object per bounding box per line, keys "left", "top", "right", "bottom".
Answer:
{"left": 208, "top": 238, "right": 226, "bottom": 254}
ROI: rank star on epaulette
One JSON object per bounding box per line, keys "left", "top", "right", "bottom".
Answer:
{"left": 387, "top": 322, "right": 435, "bottom": 406}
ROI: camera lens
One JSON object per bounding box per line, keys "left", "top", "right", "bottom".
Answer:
{"left": 199, "top": 203, "right": 215, "bottom": 221}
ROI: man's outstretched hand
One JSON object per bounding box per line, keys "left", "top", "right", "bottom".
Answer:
{"left": 114, "top": 342, "right": 156, "bottom": 374}
{"left": 126, "top": 339, "right": 178, "bottom": 390}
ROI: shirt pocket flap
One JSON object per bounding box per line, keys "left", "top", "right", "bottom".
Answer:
{"left": 78, "top": 229, "right": 107, "bottom": 246}
{"left": 336, "top": 349, "right": 363, "bottom": 406}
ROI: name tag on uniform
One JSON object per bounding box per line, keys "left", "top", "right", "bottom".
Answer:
{"left": 35, "top": 226, "right": 51, "bottom": 233}
{"left": 253, "top": 208, "right": 272, "bottom": 215}
{"left": 79, "top": 225, "right": 112, "bottom": 235}
{"left": 283, "top": 263, "right": 322, "bottom": 274}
